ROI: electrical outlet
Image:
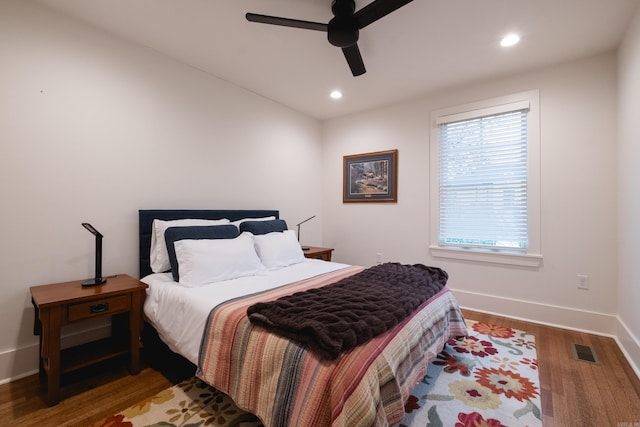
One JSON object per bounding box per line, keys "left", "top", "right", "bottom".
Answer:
{"left": 577, "top": 274, "right": 589, "bottom": 290}
{"left": 376, "top": 253, "right": 383, "bottom": 265}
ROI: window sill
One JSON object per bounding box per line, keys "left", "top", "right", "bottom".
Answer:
{"left": 429, "top": 245, "right": 542, "bottom": 268}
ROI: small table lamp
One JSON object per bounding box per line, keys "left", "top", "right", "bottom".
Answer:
{"left": 82, "top": 223, "right": 106, "bottom": 286}
{"left": 296, "top": 215, "right": 316, "bottom": 251}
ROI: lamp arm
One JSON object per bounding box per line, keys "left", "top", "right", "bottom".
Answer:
{"left": 295, "top": 215, "right": 316, "bottom": 246}
{"left": 82, "top": 223, "right": 106, "bottom": 286}
{"left": 95, "top": 235, "right": 103, "bottom": 281}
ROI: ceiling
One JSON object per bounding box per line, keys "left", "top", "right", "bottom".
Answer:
{"left": 32, "top": 0, "right": 639, "bottom": 120}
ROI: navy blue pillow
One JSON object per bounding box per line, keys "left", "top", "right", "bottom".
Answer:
{"left": 239, "top": 219, "right": 288, "bottom": 235}
{"left": 165, "top": 225, "right": 240, "bottom": 282}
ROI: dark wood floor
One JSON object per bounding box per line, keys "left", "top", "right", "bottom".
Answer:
{"left": 0, "top": 309, "right": 639, "bottom": 426}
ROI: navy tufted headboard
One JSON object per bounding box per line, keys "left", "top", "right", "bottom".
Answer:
{"left": 138, "top": 209, "right": 279, "bottom": 278}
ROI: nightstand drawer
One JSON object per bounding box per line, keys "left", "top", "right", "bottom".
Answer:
{"left": 67, "top": 295, "right": 130, "bottom": 322}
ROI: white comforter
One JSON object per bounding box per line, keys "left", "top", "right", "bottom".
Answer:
{"left": 141, "top": 259, "right": 350, "bottom": 364}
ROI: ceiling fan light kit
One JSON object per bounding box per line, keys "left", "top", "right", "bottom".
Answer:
{"left": 246, "top": 0, "right": 414, "bottom": 77}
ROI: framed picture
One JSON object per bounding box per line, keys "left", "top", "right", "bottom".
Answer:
{"left": 343, "top": 149, "right": 398, "bottom": 203}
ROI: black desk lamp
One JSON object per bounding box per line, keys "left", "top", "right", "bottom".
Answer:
{"left": 82, "top": 223, "right": 106, "bottom": 286}
{"left": 296, "top": 215, "right": 316, "bottom": 251}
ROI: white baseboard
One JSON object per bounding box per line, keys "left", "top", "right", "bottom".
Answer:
{"left": 0, "top": 344, "right": 40, "bottom": 385}
{"left": 451, "top": 289, "right": 640, "bottom": 379}
{"left": 0, "top": 324, "right": 111, "bottom": 386}
{"left": 614, "top": 316, "right": 640, "bottom": 380}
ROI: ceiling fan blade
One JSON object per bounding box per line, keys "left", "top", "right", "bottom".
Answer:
{"left": 354, "top": 0, "right": 415, "bottom": 29}
{"left": 342, "top": 44, "right": 366, "bottom": 76}
{"left": 246, "top": 13, "right": 328, "bottom": 32}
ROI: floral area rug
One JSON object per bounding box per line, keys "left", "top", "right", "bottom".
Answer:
{"left": 91, "top": 320, "right": 541, "bottom": 427}
{"left": 396, "top": 320, "right": 541, "bottom": 427}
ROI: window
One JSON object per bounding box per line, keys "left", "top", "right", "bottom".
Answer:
{"left": 430, "top": 91, "right": 542, "bottom": 267}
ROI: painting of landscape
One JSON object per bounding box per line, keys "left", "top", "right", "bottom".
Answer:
{"left": 343, "top": 150, "right": 397, "bottom": 202}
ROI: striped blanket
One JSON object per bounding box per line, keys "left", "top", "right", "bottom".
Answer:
{"left": 197, "top": 266, "right": 467, "bottom": 427}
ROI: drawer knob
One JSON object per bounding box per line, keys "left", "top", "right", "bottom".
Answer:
{"left": 90, "top": 303, "right": 109, "bottom": 313}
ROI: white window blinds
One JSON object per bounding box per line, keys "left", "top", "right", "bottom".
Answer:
{"left": 438, "top": 106, "right": 529, "bottom": 251}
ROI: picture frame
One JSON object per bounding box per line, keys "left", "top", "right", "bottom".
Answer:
{"left": 343, "top": 149, "right": 398, "bottom": 203}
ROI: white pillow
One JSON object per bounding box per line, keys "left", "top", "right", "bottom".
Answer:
{"left": 229, "top": 216, "right": 276, "bottom": 228}
{"left": 150, "top": 218, "right": 230, "bottom": 273}
{"left": 252, "top": 230, "right": 306, "bottom": 270}
{"left": 174, "top": 232, "right": 264, "bottom": 287}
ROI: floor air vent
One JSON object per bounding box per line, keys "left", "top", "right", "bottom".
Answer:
{"left": 572, "top": 343, "right": 599, "bottom": 364}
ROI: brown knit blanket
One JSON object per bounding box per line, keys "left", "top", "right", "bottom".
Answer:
{"left": 246, "top": 263, "right": 448, "bottom": 359}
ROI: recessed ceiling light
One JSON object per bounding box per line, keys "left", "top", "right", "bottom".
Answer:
{"left": 500, "top": 33, "right": 520, "bottom": 47}
{"left": 330, "top": 90, "right": 343, "bottom": 100}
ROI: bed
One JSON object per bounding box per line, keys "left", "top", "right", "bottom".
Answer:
{"left": 139, "top": 209, "right": 467, "bottom": 427}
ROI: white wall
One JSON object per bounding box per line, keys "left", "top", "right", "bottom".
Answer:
{"left": 0, "top": 0, "right": 322, "bottom": 382}
{"left": 617, "top": 7, "right": 640, "bottom": 375}
{"left": 323, "top": 53, "right": 620, "bottom": 335}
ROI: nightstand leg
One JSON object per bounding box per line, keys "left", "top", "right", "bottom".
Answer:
{"left": 128, "top": 290, "right": 143, "bottom": 374}
{"left": 40, "top": 306, "right": 62, "bottom": 406}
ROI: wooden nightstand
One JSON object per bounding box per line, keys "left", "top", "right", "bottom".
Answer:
{"left": 30, "top": 274, "right": 147, "bottom": 406}
{"left": 302, "top": 246, "right": 334, "bottom": 261}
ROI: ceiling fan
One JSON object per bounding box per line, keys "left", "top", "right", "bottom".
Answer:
{"left": 246, "top": 0, "right": 415, "bottom": 77}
